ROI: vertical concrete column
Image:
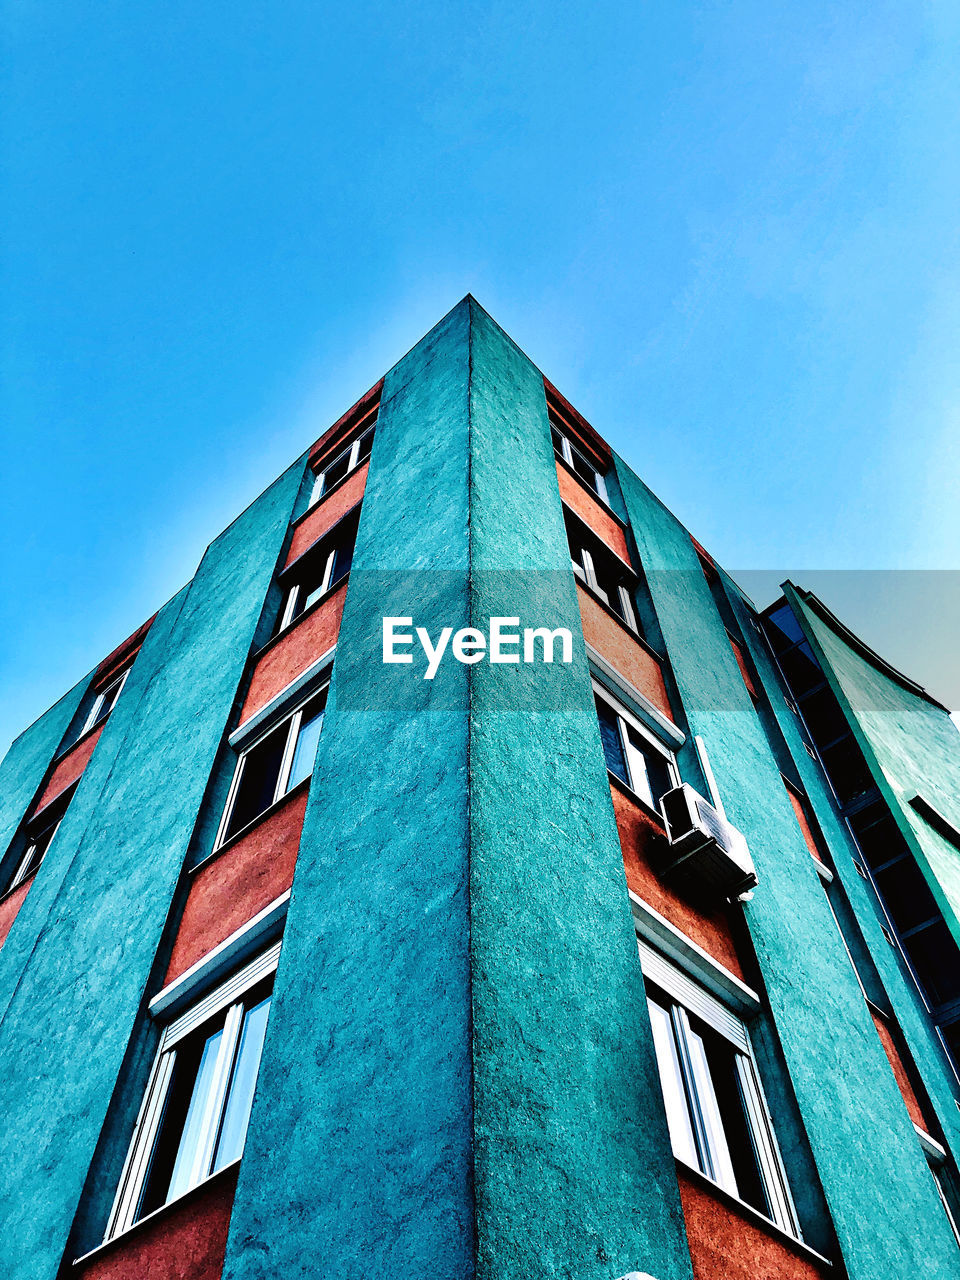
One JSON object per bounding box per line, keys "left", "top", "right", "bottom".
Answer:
{"left": 467, "top": 303, "right": 694, "bottom": 1280}
{"left": 223, "top": 301, "right": 476, "bottom": 1279}
{"left": 614, "top": 463, "right": 960, "bottom": 1280}
{"left": 0, "top": 463, "right": 302, "bottom": 1280}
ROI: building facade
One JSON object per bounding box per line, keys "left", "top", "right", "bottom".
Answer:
{"left": 1, "top": 297, "right": 959, "bottom": 1280}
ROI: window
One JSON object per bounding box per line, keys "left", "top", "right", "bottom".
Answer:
{"left": 77, "top": 669, "right": 129, "bottom": 740}
{"left": 217, "top": 687, "right": 327, "bottom": 846}
{"left": 642, "top": 945, "right": 799, "bottom": 1236}
{"left": 595, "top": 686, "right": 678, "bottom": 811}
{"left": 278, "top": 515, "right": 357, "bottom": 633}
{"left": 6, "top": 805, "right": 65, "bottom": 892}
{"left": 106, "top": 945, "right": 278, "bottom": 1238}
{"left": 309, "top": 424, "right": 375, "bottom": 506}
{"left": 564, "top": 509, "right": 639, "bottom": 632}
{"left": 551, "top": 422, "right": 609, "bottom": 503}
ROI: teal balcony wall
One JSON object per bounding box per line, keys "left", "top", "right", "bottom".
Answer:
{"left": 790, "top": 586, "right": 960, "bottom": 936}
{"left": 615, "top": 461, "right": 960, "bottom": 1279}
{"left": 0, "top": 462, "right": 302, "bottom": 1280}
{"left": 726, "top": 577, "right": 960, "bottom": 1183}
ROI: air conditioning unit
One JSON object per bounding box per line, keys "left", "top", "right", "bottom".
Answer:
{"left": 658, "top": 784, "right": 758, "bottom": 899}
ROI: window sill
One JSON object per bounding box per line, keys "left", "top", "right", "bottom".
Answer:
{"left": 0, "top": 867, "right": 38, "bottom": 906}
{"left": 676, "top": 1160, "right": 832, "bottom": 1267}
{"left": 193, "top": 775, "right": 313, "bottom": 875}
{"left": 290, "top": 470, "right": 365, "bottom": 532}
{"left": 73, "top": 1161, "right": 240, "bottom": 1268}
{"left": 607, "top": 770, "right": 667, "bottom": 830}
{"left": 554, "top": 453, "right": 624, "bottom": 522}
{"left": 52, "top": 717, "right": 108, "bottom": 764}
{"left": 252, "top": 574, "right": 350, "bottom": 662}
{"left": 574, "top": 578, "right": 666, "bottom": 664}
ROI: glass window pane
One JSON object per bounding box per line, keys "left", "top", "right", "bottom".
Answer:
{"left": 139, "top": 1024, "right": 225, "bottom": 1217}
{"left": 356, "top": 428, "right": 374, "bottom": 464}
{"left": 213, "top": 993, "right": 272, "bottom": 1172}
{"left": 550, "top": 425, "right": 565, "bottom": 457}
{"left": 624, "top": 725, "right": 674, "bottom": 809}
{"left": 165, "top": 1027, "right": 224, "bottom": 1201}
{"left": 596, "top": 697, "right": 628, "bottom": 785}
{"left": 906, "top": 920, "right": 960, "bottom": 1007}
{"left": 701, "top": 1030, "right": 771, "bottom": 1217}
{"left": 681, "top": 1020, "right": 738, "bottom": 1195}
{"left": 320, "top": 451, "right": 351, "bottom": 494}
{"left": 286, "top": 694, "right": 327, "bottom": 791}
{"left": 764, "top": 605, "right": 805, "bottom": 651}
{"left": 647, "top": 997, "right": 699, "bottom": 1168}
{"left": 224, "top": 724, "right": 288, "bottom": 841}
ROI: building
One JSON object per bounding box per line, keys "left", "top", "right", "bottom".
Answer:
{"left": 0, "top": 296, "right": 959, "bottom": 1280}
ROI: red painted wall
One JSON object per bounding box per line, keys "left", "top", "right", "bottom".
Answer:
{"left": 0, "top": 879, "right": 32, "bottom": 951}
{"left": 32, "top": 723, "right": 105, "bottom": 817}
{"left": 74, "top": 1166, "right": 237, "bottom": 1280}
{"left": 678, "top": 1169, "right": 829, "bottom": 1280}
{"left": 729, "top": 635, "right": 760, "bottom": 701}
{"left": 165, "top": 787, "right": 308, "bottom": 984}
{"left": 286, "top": 467, "right": 368, "bottom": 568}
{"left": 556, "top": 465, "right": 631, "bottom": 562}
{"left": 870, "top": 1007, "right": 932, "bottom": 1133}
{"left": 577, "top": 585, "right": 674, "bottom": 722}
{"left": 240, "top": 583, "right": 347, "bottom": 723}
{"left": 784, "top": 785, "right": 824, "bottom": 864}
{"left": 612, "top": 783, "right": 746, "bottom": 980}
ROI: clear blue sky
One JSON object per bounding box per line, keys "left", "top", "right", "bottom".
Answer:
{"left": 3, "top": 1, "right": 959, "bottom": 751}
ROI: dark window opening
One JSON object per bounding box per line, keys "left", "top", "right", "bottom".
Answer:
{"left": 565, "top": 509, "right": 639, "bottom": 633}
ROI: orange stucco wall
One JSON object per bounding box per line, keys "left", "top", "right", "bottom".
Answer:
{"left": 871, "top": 1008, "right": 932, "bottom": 1132}
{"left": 577, "top": 584, "right": 674, "bottom": 721}
{"left": 165, "top": 787, "right": 308, "bottom": 985}
{"left": 285, "top": 469, "right": 367, "bottom": 567}
{"left": 785, "top": 785, "right": 824, "bottom": 864}
{"left": 678, "top": 1169, "right": 829, "bottom": 1280}
{"left": 32, "top": 723, "right": 105, "bottom": 816}
{"left": 556, "top": 465, "right": 630, "bottom": 561}
{"left": 729, "top": 635, "right": 760, "bottom": 701}
{"left": 0, "top": 879, "right": 32, "bottom": 951}
{"left": 240, "top": 583, "right": 347, "bottom": 723}
{"left": 612, "top": 783, "right": 746, "bottom": 980}
{"left": 74, "top": 1166, "right": 238, "bottom": 1280}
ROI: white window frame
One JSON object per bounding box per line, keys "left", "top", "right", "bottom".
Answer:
{"left": 593, "top": 679, "right": 679, "bottom": 808}
{"left": 570, "top": 535, "right": 638, "bottom": 634}
{"left": 79, "top": 669, "right": 129, "bottom": 737}
{"left": 639, "top": 937, "right": 801, "bottom": 1238}
{"left": 552, "top": 425, "right": 610, "bottom": 504}
{"left": 309, "top": 424, "right": 374, "bottom": 507}
{"left": 104, "top": 942, "right": 280, "bottom": 1241}
{"left": 279, "top": 549, "right": 339, "bottom": 631}
{"left": 214, "top": 684, "right": 328, "bottom": 849}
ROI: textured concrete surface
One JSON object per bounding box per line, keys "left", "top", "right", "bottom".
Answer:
{"left": 468, "top": 302, "right": 694, "bottom": 1280}
{"left": 0, "top": 462, "right": 302, "bottom": 1280}
{"left": 613, "top": 464, "right": 960, "bottom": 1279}
{"left": 222, "top": 301, "right": 475, "bottom": 1280}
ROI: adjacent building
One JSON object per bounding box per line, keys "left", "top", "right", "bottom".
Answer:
{"left": 1, "top": 297, "right": 959, "bottom": 1280}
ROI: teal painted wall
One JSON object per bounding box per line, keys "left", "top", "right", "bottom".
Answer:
{"left": 726, "top": 578, "right": 960, "bottom": 1182}
{"left": 223, "top": 301, "right": 476, "bottom": 1280}
{"left": 614, "top": 463, "right": 960, "bottom": 1279}
{"left": 467, "top": 303, "right": 694, "bottom": 1280}
{"left": 0, "top": 463, "right": 301, "bottom": 1280}
{"left": 793, "top": 589, "right": 960, "bottom": 937}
